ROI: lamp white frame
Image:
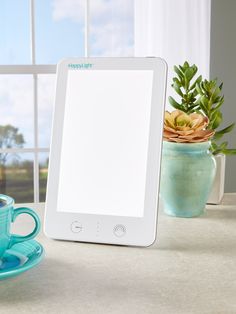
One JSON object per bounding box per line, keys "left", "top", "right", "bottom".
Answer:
{"left": 0, "top": 0, "right": 92, "bottom": 203}
{"left": 44, "top": 57, "right": 167, "bottom": 246}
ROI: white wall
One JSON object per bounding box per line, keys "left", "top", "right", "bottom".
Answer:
{"left": 210, "top": 0, "right": 236, "bottom": 192}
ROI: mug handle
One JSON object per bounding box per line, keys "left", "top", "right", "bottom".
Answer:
{"left": 9, "top": 207, "right": 41, "bottom": 248}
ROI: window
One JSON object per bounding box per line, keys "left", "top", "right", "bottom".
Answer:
{"left": 0, "top": 0, "right": 134, "bottom": 203}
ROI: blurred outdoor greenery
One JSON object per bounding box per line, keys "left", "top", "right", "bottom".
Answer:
{"left": 0, "top": 159, "right": 48, "bottom": 203}
{"left": 0, "top": 124, "right": 48, "bottom": 203}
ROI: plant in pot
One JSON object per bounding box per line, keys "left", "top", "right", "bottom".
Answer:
{"left": 160, "top": 110, "right": 216, "bottom": 217}
{"left": 168, "top": 61, "right": 236, "bottom": 204}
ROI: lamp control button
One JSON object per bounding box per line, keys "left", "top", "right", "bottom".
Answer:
{"left": 113, "top": 224, "right": 126, "bottom": 237}
{"left": 71, "top": 221, "right": 83, "bottom": 233}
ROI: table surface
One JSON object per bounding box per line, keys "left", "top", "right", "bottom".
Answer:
{"left": 1, "top": 194, "right": 236, "bottom": 314}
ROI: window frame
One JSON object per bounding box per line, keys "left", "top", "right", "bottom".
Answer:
{"left": 0, "top": 0, "right": 90, "bottom": 203}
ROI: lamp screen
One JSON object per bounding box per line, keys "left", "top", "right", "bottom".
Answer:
{"left": 57, "top": 69, "right": 153, "bottom": 217}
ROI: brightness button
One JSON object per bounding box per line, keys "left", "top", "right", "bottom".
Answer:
{"left": 113, "top": 225, "right": 126, "bottom": 237}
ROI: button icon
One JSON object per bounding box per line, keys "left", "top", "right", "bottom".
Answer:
{"left": 113, "top": 224, "right": 126, "bottom": 237}
{"left": 71, "top": 221, "right": 83, "bottom": 233}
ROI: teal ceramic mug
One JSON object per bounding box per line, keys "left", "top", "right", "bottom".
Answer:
{"left": 0, "top": 194, "right": 41, "bottom": 259}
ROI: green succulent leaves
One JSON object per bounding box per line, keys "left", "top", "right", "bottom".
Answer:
{"left": 196, "top": 79, "right": 224, "bottom": 129}
{"left": 169, "top": 61, "right": 236, "bottom": 155}
{"left": 169, "top": 62, "right": 202, "bottom": 113}
{"left": 214, "top": 123, "right": 235, "bottom": 140}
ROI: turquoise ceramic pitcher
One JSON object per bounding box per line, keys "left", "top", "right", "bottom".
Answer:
{"left": 160, "top": 141, "right": 216, "bottom": 217}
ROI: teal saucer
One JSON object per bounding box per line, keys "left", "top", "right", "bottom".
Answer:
{"left": 0, "top": 240, "right": 44, "bottom": 280}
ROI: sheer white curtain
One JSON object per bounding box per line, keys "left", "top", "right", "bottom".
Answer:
{"left": 134, "top": 0, "right": 211, "bottom": 109}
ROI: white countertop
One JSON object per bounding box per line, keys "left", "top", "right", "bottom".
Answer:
{"left": 1, "top": 194, "right": 236, "bottom": 314}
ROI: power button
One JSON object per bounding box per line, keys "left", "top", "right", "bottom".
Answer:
{"left": 113, "top": 224, "right": 126, "bottom": 237}
{"left": 71, "top": 221, "right": 83, "bottom": 233}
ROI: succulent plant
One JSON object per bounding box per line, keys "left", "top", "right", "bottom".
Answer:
{"left": 164, "top": 110, "right": 215, "bottom": 143}
{"left": 196, "top": 79, "right": 236, "bottom": 155}
{"left": 168, "top": 61, "right": 202, "bottom": 113}
{"left": 169, "top": 61, "right": 236, "bottom": 154}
